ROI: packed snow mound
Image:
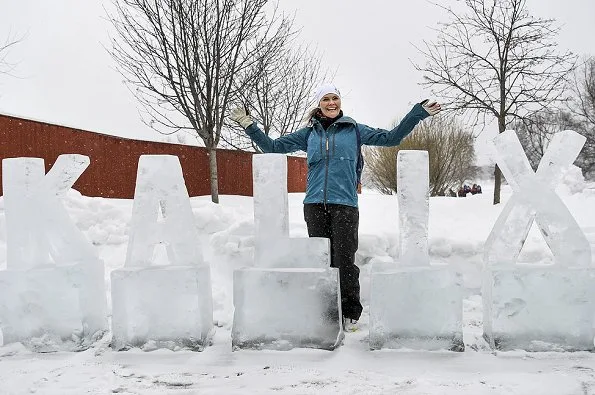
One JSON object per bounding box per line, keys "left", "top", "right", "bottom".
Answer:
{"left": 558, "top": 164, "right": 587, "bottom": 195}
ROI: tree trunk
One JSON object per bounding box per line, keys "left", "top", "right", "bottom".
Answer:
{"left": 208, "top": 147, "right": 219, "bottom": 204}
{"left": 493, "top": 114, "right": 506, "bottom": 205}
{"left": 493, "top": 164, "right": 501, "bottom": 205}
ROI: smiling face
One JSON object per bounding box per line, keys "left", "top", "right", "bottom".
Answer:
{"left": 319, "top": 93, "right": 341, "bottom": 118}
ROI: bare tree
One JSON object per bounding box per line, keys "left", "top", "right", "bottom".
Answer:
{"left": 571, "top": 57, "right": 595, "bottom": 125}
{"left": 221, "top": 43, "right": 329, "bottom": 152}
{"left": 107, "top": 0, "right": 294, "bottom": 203}
{"left": 511, "top": 109, "right": 592, "bottom": 173}
{"left": 415, "top": 0, "right": 577, "bottom": 204}
{"left": 511, "top": 59, "right": 595, "bottom": 176}
{"left": 0, "top": 33, "right": 22, "bottom": 77}
{"left": 569, "top": 57, "right": 595, "bottom": 177}
{"left": 511, "top": 110, "right": 565, "bottom": 171}
{"left": 365, "top": 116, "right": 476, "bottom": 196}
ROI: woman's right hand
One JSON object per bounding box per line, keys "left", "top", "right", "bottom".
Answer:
{"left": 230, "top": 107, "right": 254, "bottom": 129}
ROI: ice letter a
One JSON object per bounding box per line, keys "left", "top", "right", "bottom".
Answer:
{"left": 483, "top": 130, "right": 595, "bottom": 351}
{"left": 111, "top": 155, "right": 213, "bottom": 351}
{"left": 0, "top": 155, "right": 107, "bottom": 352}
{"left": 125, "top": 155, "right": 203, "bottom": 267}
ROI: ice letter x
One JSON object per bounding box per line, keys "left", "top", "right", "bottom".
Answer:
{"left": 484, "top": 130, "right": 591, "bottom": 267}
{"left": 2, "top": 155, "right": 97, "bottom": 270}
{"left": 125, "top": 155, "right": 202, "bottom": 267}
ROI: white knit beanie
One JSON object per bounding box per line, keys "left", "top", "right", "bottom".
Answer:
{"left": 314, "top": 83, "right": 341, "bottom": 105}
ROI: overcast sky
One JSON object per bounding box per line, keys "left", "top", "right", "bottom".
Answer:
{"left": 0, "top": 0, "right": 593, "bottom": 164}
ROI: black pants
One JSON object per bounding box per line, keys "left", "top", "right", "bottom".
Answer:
{"left": 303, "top": 203, "right": 363, "bottom": 321}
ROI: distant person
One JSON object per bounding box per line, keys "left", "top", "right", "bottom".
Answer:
{"left": 476, "top": 184, "right": 482, "bottom": 194}
{"left": 230, "top": 83, "right": 441, "bottom": 331}
{"left": 471, "top": 184, "right": 478, "bottom": 195}
{"left": 458, "top": 187, "right": 465, "bottom": 197}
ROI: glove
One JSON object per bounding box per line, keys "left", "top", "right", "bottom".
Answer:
{"left": 230, "top": 107, "right": 254, "bottom": 129}
{"left": 421, "top": 99, "right": 441, "bottom": 116}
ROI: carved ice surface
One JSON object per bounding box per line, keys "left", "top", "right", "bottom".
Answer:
{"left": 125, "top": 155, "right": 202, "bottom": 267}
{"left": 251, "top": 154, "right": 330, "bottom": 268}
{"left": 0, "top": 156, "right": 107, "bottom": 351}
{"left": 232, "top": 268, "right": 343, "bottom": 351}
{"left": 255, "top": 237, "right": 330, "bottom": 268}
{"left": 252, "top": 154, "right": 291, "bottom": 265}
{"left": 483, "top": 130, "right": 595, "bottom": 351}
{"left": 369, "top": 151, "right": 463, "bottom": 351}
{"left": 232, "top": 154, "right": 341, "bottom": 350}
{"left": 111, "top": 155, "right": 213, "bottom": 351}
{"left": 370, "top": 265, "right": 464, "bottom": 351}
{"left": 111, "top": 266, "right": 214, "bottom": 351}
{"left": 253, "top": 154, "right": 289, "bottom": 240}
{"left": 483, "top": 266, "right": 595, "bottom": 351}
{"left": 397, "top": 150, "right": 429, "bottom": 266}
{"left": 485, "top": 130, "right": 591, "bottom": 267}
{"left": 3, "top": 155, "right": 97, "bottom": 269}
{"left": 0, "top": 260, "right": 107, "bottom": 352}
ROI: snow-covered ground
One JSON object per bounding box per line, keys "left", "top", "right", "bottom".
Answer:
{"left": 1, "top": 172, "right": 595, "bottom": 394}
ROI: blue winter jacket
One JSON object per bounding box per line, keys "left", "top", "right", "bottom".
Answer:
{"left": 245, "top": 103, "right": 430, "bottom": 208}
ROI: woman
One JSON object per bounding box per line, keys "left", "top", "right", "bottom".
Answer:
{"left": 230, "top": 83, "right": 441, "bottom": 330}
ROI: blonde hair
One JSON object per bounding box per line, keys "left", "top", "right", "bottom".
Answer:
{"left": 303, "top": 107, "right": 321, "bottom": 126}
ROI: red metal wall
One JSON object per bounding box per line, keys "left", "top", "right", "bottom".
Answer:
{"left": 0, "top": 114, "right": 307, "bottom": 198}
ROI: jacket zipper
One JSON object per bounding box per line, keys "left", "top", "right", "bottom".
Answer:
{"left": 324, "top": 132, "right": 330, "bottom": 208}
